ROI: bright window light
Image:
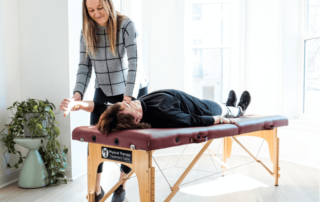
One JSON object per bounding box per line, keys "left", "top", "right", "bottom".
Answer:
{"left": 180, "top": 174, "right": 269, "bottom": 196}
{"left": 302, "top": 0, "right": 320, "bottom": 115}
{"left": 189, "top": 1, "right": 231, "bottom": 102}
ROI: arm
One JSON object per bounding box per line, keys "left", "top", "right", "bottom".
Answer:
{"left": 160, "top": 110, "right": 215, "bottom": 128}
{"left": 155, "top": 111, "right": 234, "bottom": 128}
{"left": 123, "top": 20, "right": 140, "bottom": 99}
{"left": 73, "top": 31, "right": 92, "bottom": 100}
{"left": 212, "top": 116, "right": 235, "bottom": 124}
{"left": 59, "top": 99, "right": 94, "bottom": 117}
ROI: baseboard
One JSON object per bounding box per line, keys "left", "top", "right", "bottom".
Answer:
{"left": 65, "top": 167, "right": 72, "bottom": 181}
{"left": 0, "top": 167, "right": 21, "bottom": 189}
{"left": 0, "top": 167, "right": 78, "bottom": 188}
{"left": 68, "top": 171, "right": 87, "bottom": 181}
{"left": 64, "top": 167, "right": 86, "bottom": 181}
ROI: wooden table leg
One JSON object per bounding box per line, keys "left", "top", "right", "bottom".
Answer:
{"left": 135, "top": 150, "right": 153, "bottom": 202}
{"left": 273, "top": 128, "right": 280, "bottom": 186}
{"left": 222, "top": 137, "right": 233, "bottom": 176}
{"left": 88, "top": 143, "right": 100, "bottom": 202}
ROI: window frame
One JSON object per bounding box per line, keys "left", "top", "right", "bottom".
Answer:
{"left": 181, "top": 0, "right": 246, "bottom": 102}
{"left": 298, "top": 0, "right": 320, "bottom": 119}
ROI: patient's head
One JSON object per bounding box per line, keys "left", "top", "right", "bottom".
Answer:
{"left": 97, "top": 101, "right": 151, "bottom": 135}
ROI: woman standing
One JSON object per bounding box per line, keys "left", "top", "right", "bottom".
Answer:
{"left": 72, "top": 0, "right": 148, "bottom": 201}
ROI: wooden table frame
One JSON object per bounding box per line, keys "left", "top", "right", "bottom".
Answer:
{"left": 86, "top": 128, "right": 280, "bottom": 202}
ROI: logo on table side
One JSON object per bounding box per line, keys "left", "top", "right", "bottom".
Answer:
{"left": 102, "top": 147, "right": 109, "bottom": 158}
{"left": 101, "top": 146, "right": 133, "bottom": 164}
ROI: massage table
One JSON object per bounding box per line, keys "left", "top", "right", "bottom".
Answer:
{"left": 72, "top": 115, "right": 288, "bottom": 202}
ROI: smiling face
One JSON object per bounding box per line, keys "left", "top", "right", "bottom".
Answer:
{"left": 118, "top": 100, "right": 143, "bottom": 124}
{"left": 86, "top": 0, "right": 109, "bottom": 26}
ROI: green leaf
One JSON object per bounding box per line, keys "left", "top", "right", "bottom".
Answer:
{"left": 2, "top": 98, "right": 69, "bottom": 187}
{"left": 63, "top": 179, "right": 67, "bottom": 184}
{"left": 63, "top": 148, "right": 68, "bottom": 154}
{"left": 13, "top": 101, "right": 18, "bottom": 107}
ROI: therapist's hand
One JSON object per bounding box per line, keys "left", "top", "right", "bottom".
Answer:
{"left": 72, "top": 92, "right": 82, "bottom": 101}
{"left": 123, "top": 96, "right": 132, "bottom": 103}
{"left": 59, "top": 98, "right": 80, "bottom": 117}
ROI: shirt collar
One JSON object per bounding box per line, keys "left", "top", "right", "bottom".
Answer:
{"left": 138, "top": 99, "right": 147, "bottom": 123}
{"left": 95, "top": 23, "right": 106, "bottom": 34}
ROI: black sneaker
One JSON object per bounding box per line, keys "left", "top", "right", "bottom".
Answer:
{"left": 226, "top": 90, "right": 237, "bottom": 107}
{"left": 111, "top": 185, "right": 126, "bottom": 202}
{"left": 95, "top": 186, "right": 105, "bottom": 202}
{"left": 237, "top": 91, "right": 251, "bottom": 116}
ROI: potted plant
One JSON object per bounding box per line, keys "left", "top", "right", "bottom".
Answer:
{"left": 0, "top": 98, "right": 68, "bottom": 187}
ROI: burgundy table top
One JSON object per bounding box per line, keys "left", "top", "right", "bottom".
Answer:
{"left": 72, "top": 115, "right": 288, "bottom": 151}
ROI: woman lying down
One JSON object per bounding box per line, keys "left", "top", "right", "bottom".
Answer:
{"left": 60, "top": 89, "right": 251, "bottom": 134}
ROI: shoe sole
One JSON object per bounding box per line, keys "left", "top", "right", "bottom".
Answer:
{"left": 238, "top": 91, "right": 251, "bottom": 115}
{"left": 227, "top": 90, "right": 237, "bottom": 107}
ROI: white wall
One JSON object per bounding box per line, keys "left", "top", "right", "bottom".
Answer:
{"left": 68, "top": 0, "right": 90, "bottom": 180}
{"left": 141, "top": 0, "right": 179, "bottom": 91}
{"left": 0, "top": 0, "right": 318, "bottom": 189}
{"left": 17, "top": 0, "right": 73, "bottom": 178}
{"left": 244, "top": 0, "right": 320, "bottom": 169}
{"left": 245, "top": 0, "right": 282, "bottom": 115}
{"left": 0, "top": 0, "right": 76, "bottom": 188}
{"left": 145, "top": 0, "right": 320, "bottom": 169}
{"left": 282, "top": 0, "right": 300, "bottom": 118}
{"left": 0, "top": 0, "right": 26, "bottom": 188}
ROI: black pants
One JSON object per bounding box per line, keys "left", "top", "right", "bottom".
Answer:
{"left": 91, "top": 87, "right": 148, "bottom": 174}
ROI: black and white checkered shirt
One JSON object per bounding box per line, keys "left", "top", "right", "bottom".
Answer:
{"left": 73, "top": 18, "right": 148, "bottom": 99}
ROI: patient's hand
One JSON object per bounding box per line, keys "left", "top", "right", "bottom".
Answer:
{"left": 59, "top": 98, "right": 80, "bottom": 117}
{"left": 222, "top": 117, "right": 236, "bottom": 124}
{"left": 213, "top": 116, "right": 236, "bottom": 124}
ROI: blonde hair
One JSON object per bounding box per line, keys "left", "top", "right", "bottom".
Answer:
{"left": 82, "top": 0, "right": 127, "bottom": 57}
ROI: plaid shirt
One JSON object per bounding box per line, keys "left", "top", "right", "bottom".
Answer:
{"left": 73, "top": 18, "right": 148, "bottom": 99}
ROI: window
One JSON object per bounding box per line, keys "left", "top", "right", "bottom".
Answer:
{"left": 113, "top": 0, "right": 122, "bottom": 12}
{"left": 301, "top": 0, "right": 320, "bottom": 115}
{"left": 188, "top": 0, "right": 232, "bottom": 102}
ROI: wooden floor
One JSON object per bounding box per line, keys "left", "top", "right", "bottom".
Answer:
{"left": 0, "top": 154, "right": 318, "bottom": 202}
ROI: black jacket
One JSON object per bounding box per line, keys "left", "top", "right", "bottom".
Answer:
{"left": 137, "top": 89, "right": 217, "bottom": 128}
{"left": 93, "top": 89, "right": 219, "bottom": 128}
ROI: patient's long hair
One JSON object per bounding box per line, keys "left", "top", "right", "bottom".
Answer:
{"left": 97, "top": 103, "right": 151, "bottom": 135}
